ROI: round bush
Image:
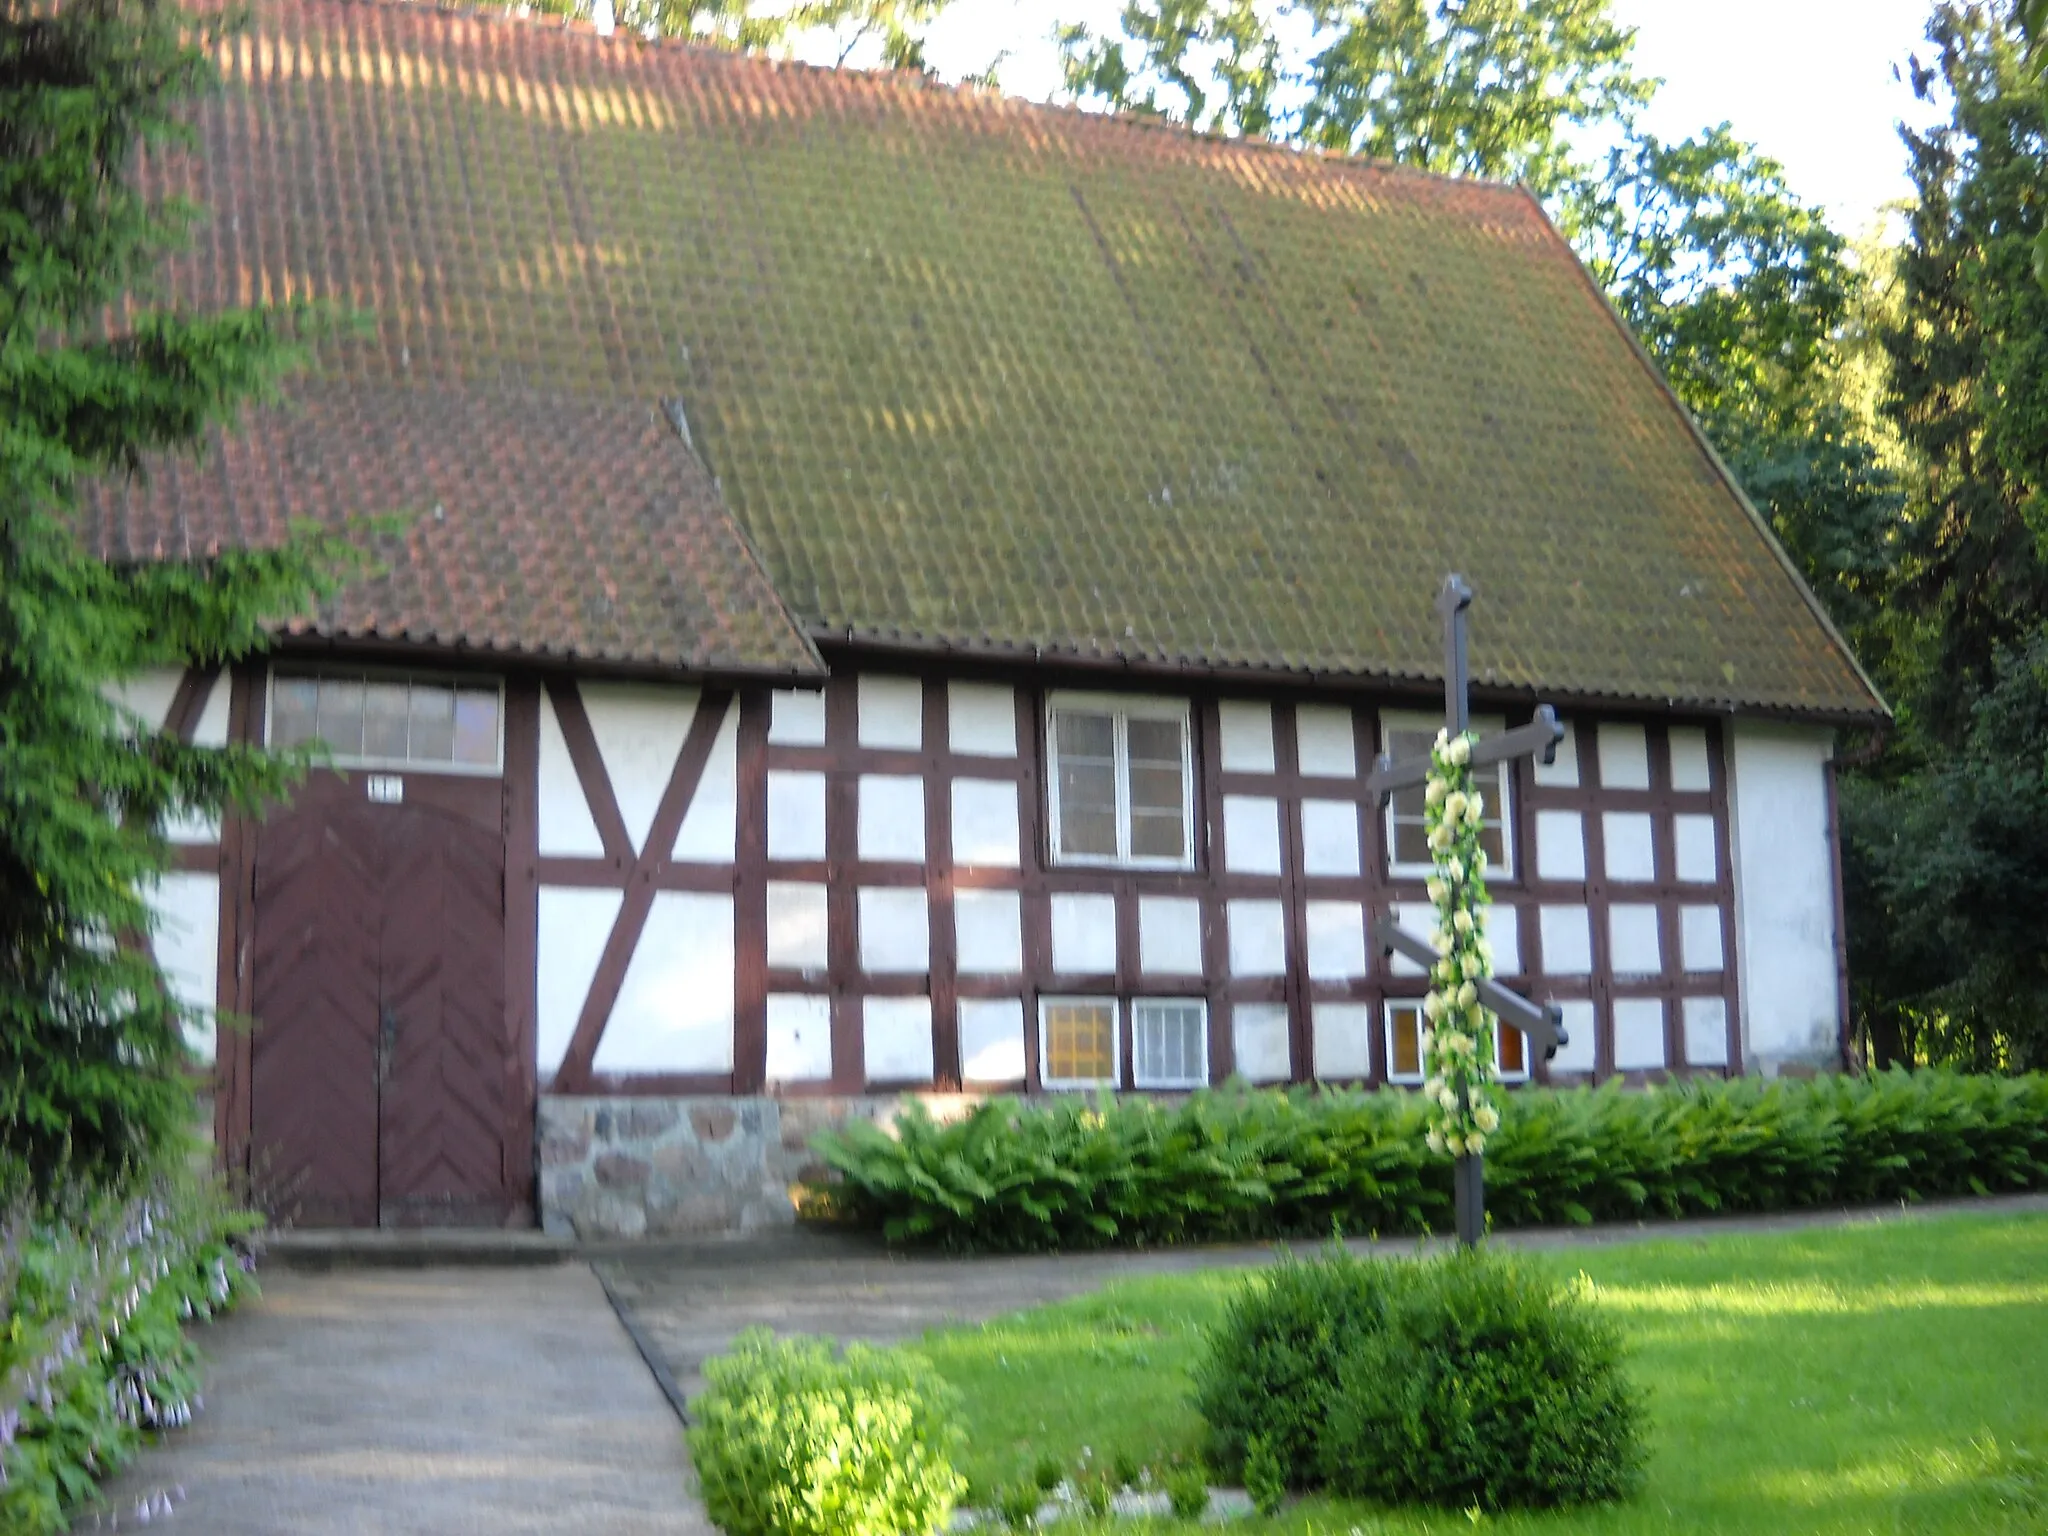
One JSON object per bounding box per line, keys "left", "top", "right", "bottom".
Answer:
{"left": 1192, "top": 1250, "right": 1403, "bottom": 1486}
{"left": 1316, "top": 1252, "right": 1644, "bottom": 1509}
{"left": 688, "top": 1328, "right": 966, "bottom": 1536}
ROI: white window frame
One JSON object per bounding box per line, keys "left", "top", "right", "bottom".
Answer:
{"left": 1387, "top": 998, "right": 1533, "bottom": 1085}
{"left": 1045, "top": 693, "right": 1196, "bottom": 870}
{"left": 266, "top": 665, "right": 506, "bottom": 776}
{"left": 1038, "top": 995, "right": 1121, "bottom": 1091}
{"left": 1379, "top": 709, "right": 1515, "bottom": 880}
{"left": 1131, "top": 997, "right": 1209, "bottom": 1089}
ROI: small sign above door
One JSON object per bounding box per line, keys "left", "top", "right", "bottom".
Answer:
{"left": 366, "top": 774, "right": 405, "bottom": 805}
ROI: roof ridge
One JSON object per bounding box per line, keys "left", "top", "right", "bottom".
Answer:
{"left": 278, "top": 0, "right": 1535, "bottom": 206}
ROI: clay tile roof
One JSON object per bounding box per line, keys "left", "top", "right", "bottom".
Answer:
{"left": 93, "top": 0, "right": 1881, "bottom": 716}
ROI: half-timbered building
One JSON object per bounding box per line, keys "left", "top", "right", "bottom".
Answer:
{"left": 90, "top": 0, "right": 1887, "bottom": 1234}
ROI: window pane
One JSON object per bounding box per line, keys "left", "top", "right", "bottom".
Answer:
{"left": 362, "top": 682, "right": 410, "bottom": 760}
{"left": 1057, "top": 759, "right": 1118, "bottom": 858}
{"left": 1126, "top": 716, "right": 1183, "bottom": 767}
{"left": 315, "top": 679, "right": 365, "bottom": 757}
{"left": 1389, "top": 1005, "right": 1423, "bottom": 1078}
{"left": 451, "top": 688, "right": 499, "bottom": 766}
{"left": 1499, "top": 1024, "right": 1527, "bottom": 1076}
{"left": 1045, "top": 1000, "right": 1116, "bottom": 1083}
{"left": 410, "top": 684, "right": 457, "bottom": 762}
{"left": 1129, "top": 809, "right": 1186, "bottom": 861}
{"left": 1055, "top": 710, "right": 1115, "bottom": 762}
{"left": 1134, "top": 1000, "right": 1205, "bottom": 1085}
{"left": 1391, "top": 817, "right": 1433, "bottom": 867}
{"left": 271, "top": 677, "right": 320, "bottom": 749}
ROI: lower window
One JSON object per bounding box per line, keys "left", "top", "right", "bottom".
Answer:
{"left": 1040, "top": 996, "right": 1118, "bottom": 1089}
{"left": 1132, "top": 998, "right": 1208, "bottom": 1089}
{"left": 1386, "top": 1001, "right": 1531, "bottom": 1084}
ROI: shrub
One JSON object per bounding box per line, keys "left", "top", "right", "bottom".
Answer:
{"left": 1163, "top": 1462, "right": 1210, "bottom": 1520}
{"left": 810, "top": 1071, "right": 2048, "bottom": 1252}
{"left": 1316, "top": 1252, "right": 1644, "bottom": 1510}
{"left": 1242, "top": 1435, "right": 1286, "bottom": 1517}
{"left": 688, "top": 1329, "right": 965, "bottom": 1536}
{"left": 0, "top": 1165, "right": 256, "bottom": 1534}
{"left": 1192, "top": 1252, "right": 1402, "bottom": 1486}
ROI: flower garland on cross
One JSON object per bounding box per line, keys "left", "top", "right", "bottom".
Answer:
{"left": 1420, "top": 728, "right": 1502, "bottom": 1159}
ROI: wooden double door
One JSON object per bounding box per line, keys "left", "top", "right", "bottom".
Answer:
{"left": 249, "top": 773, "right": 520, "bottom": 1227}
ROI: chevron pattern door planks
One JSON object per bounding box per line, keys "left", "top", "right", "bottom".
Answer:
{"left": 377, "top": 811, "right": 510, "bottom": 1226}
{"left": 248, "top": 775, "right": 513, "bottom": 1228}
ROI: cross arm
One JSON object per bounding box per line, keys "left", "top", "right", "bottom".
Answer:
{"left": 1362, "top": 705, "right": 1567, "bottom": 800}
{"left": 1375, "top": 910, "right": 1569, "bottom": 1059}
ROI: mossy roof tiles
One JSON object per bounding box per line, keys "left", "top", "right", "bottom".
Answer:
{"left": 97, "top": 0, "right": 1880, "bottom": 716}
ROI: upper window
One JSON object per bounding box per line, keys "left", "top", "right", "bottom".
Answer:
{"left": 1381, "top": 711, "right": 1514, "bottom": 879}
{"left": 270, "top": 668, "right": 502, "bottom": 773}
{"left": 1046, "top": 695, "right": 1194, "bottom": 869}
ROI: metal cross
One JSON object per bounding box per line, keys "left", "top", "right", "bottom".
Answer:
{"left": 1364, "top": 574, "right": 1571, "bottom": 1247}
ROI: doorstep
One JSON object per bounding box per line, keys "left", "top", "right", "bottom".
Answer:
{"left": 259, "top": 1227, "right": 574, "bottom": 1270}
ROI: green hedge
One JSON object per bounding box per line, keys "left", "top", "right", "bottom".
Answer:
{"left": 0, "top": 1167, "right": 256, "bottom": 1533}
{"left": 689, "top": 1328, "right": 965, "bottom": 1536}
{"left": 809, "top": 1070, "right": 2048, "bottom": 1251}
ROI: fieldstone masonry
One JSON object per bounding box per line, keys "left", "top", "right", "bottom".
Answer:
{"left": 537, "top": 1094, "right": 985, "bottom": 1239}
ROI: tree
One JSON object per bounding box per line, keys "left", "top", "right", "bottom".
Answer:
{"left": 1, "top": 0, "right": 336, "bottom": 1190}
{"left": 1060, "top": 0, "right": 1649, "bottom": 190}
{"left": 525, "top": 0, "right": 958, "bottom": 72}
{"left": 1844, "top": 0, "right": 2048, "bottom": 1070}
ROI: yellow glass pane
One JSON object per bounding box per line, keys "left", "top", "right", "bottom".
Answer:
{"left": 1045, "top": 1001, "right": 1115, "bottom": 1082}
{"left": 1389, "top": 1005, "right": 1423, "bottom": 1078}
{"left": 1499, "top": 1025, "right": 1526, "bottom": 1076}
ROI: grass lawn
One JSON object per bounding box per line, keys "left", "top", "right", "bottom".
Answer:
{"left": 909, "top": 1210, "right": 2048, "bottom": 1533}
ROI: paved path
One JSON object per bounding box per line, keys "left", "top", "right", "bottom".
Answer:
{"left": 85, "top": 1265, "right": 706, "bottom": 1535}
{"left": 595, "top": 1191, "right": 2048, "bottom": 1404}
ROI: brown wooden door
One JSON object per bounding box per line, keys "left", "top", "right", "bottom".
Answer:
{"left": 249, "top": 774, "right": 515, "bottom": 1228}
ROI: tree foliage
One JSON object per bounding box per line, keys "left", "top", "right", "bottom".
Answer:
{"left": 0, "top": 0, "right": 335, "bottom": 1190}
{"left": 1844, "top": 0, "right": 2048, "bottom": 1071}
{"left": 1060, "top": 0, "right": 1648, "bottom": 189}
{"left": 520, "top": 0, "right": 958, "bottom": 72}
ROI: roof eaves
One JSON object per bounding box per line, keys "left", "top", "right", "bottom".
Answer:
{"left": 812, "top": 626, "right": 1892, "bottom": 725}
{"left": 1513, "top": 186, "right": 1892, "bottom": 724}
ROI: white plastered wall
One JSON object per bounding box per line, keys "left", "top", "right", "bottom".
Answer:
{"left": 107, "top": 670, "right": 225, "bottom": 1052}
{"left": 535, "top": 681, "right": 739, "bottom": 1078}
{"left": 1726, "top": 722, "right": 1841, "bottom": 1073}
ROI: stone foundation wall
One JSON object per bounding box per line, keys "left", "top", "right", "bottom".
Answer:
{"left": 537, "top": 1093, "right": 985, "bottom": 1240}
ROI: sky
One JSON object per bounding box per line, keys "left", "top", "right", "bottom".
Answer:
{"left": 902, "top": 0, "right": 1945, "bottom": 239}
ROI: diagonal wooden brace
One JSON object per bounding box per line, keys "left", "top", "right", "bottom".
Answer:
{"left": 1375, "top": 910, "right": 1570, "bottom": 1059}
{"left": 1363, "top": 704, "right": 1567, "bottom": 800}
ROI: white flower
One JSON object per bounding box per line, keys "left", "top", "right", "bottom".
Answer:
{"left": 1425, "top": 878, "right": 1447, "bottom": 904}
{"left": 1474, "top": 848, "right": 1489, "bottom": 873}
{"left": 1435, "top": 728, "right": 1450, "bottom": 750}
{"left": 1457, "top": 981, "right": 1478, "bottom": 1007}
{"left": 1443, "top": 790, "right": 1467, "bottom": 820}
{"left": 1426, "top": 1128, "right": 1446, "bottom": 1155}
{"left": 1469, "top": 791, "right": 1485, "bottom": 820}
{"left": 1437, "top": 1087, "right": 1459, "bottom": 1112}
{"left": 1474, "top": 1105, "right": 1501, "bottom": 1134}
{"left": 1452, "top": 909, "right": 1474, "bottom": 934}
{"left": 1425, "top": 777, "right": 1448, "bottom": 807}
{"left": 1443, "top": 855, "right": 1464, "bottom": 883}
{"left": 1465, "top": 1131, "right": 1486, "bottom": 1155}
{"left": 1448, "top": 736, "right": 1472, "bottom": 766}
{"left": 1477, "top": 937, "right": 1495, "bottom": 963}
{"left": 1428, "top": 822, "right": 1453, "bottom": 851}
{"left": 1446, "top": 1132, "right": 1465, "bottom": 1155}
{"left": 1431, "top": 927, "right": 1454, "bottom": 956}
{"left": 1423, "top": 991, "right": 1445, "bottom": 1020}
{"left": 1463, "top": 955, "right": 1487, "bottom": 981}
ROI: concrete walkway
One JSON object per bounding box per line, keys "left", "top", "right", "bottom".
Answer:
{"left": 85, "top": 1265, "right": 707, "bottom": 1535}
{"left": 595, "top": 1191, "right": 2048, "bottom": 1403}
